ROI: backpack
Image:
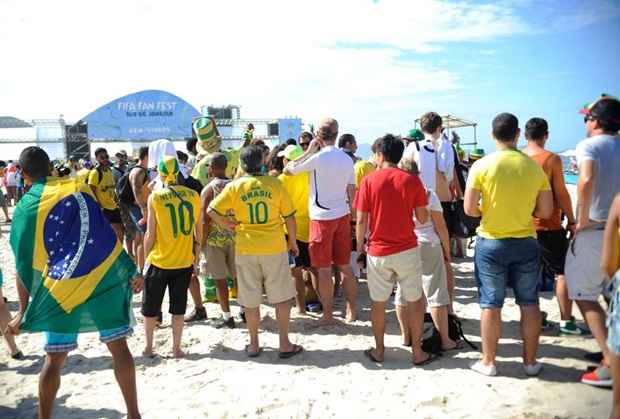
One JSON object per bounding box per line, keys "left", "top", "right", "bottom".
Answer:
{"left": 421, "top": 313, "right": 478, "bottom": 354}
{"left": 116, "top": 166, "right": 146, "bottom": 205}
{"left": 180, "top": 173, "right": 204, "bottom": 195}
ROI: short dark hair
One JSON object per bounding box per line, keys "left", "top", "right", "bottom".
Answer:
{"left": 525, "top": 118, "right": 548, "bottom": 141}
{"left": 338, "top": 134, "right": 356, "bottom": 149}
{"left": 492, "top": 113, "right": 519, "bottom": 142}
{"left": 590, "top": 97, "right": 620, "bottom": 133}
{"left": 19, "top": 146, "right": 51, "bottom": 179}
{"left": 186, "top": 138, "right": 197, "bottom": 155}
{"left": 138, "top": 146, "right": 149, "bottom": 160}
{"left": 420, "top": 112, "right": 442, "bottom": 134}
{"left": 372, "top": 134, "right": 404, "bottom": 164}
{"left": 94, "top": 147, "right": 107, "bottom": 157}
{"left": 286, "top": 138, "right": 297, "bottom": 146}
{"left": 176, "top": 150, "right": 188, "bottom": 164}
{"left": 240, "top": 145, "right": 264, "bottom": 174}
{"left": 209, "top": 152, "right": 228, "bottom": 170}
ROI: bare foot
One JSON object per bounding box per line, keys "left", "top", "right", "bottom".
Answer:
{"left": 364, "top": 347, "right": 384, "bottom": 363}
{"left": 142, "top": 348, "right": 157, "bottom": 358}
{"left": 441, "top": 339, "right": 462, "bottom": 352}
{"left": 173, "top": 349, "right": 185, "bottom": 359}
{"left": 345, "top": 305, "right": 357, "bottom": 323}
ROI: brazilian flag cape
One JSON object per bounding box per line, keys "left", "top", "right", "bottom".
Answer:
{"left": 10, "top": 177, "right": 136, "bottom": 333}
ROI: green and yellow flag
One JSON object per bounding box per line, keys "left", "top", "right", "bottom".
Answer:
{"left": 10, "top": 177, "right": 136, "bottom": 333}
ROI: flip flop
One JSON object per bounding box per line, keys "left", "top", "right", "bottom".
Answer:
{"left": 245, "top": 345, "right": 262, "bottom": 358}
{"left": 11, "top": 351, "right": 25, "bottom": 360}
{"left": 364, "top": 348, "right": 383, "bottom": 363}
{"left": 278, "top": 344, "right": 303, "bottom": 359}
{"left": 413, "top": 353, "right": 440, "bottom": 366}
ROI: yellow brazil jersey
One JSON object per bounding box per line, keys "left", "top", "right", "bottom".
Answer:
{"left": 191, "top": 148, "right": 241, "bottom": 187}
{"left": 76, "top": 168, "right": 90, "bottom": 184}
{"left": 147, "top": 185, "right": 201, "bottom": 269}
{"left": 87, "top": 167, "right": 118, "bottom": 210}
{"left": 210, "top": 175, "right": 295, "bottom": 255}
{"left": 354, "top": 160, "right": 375, "bottom": 187}
{"left": 278, "top": 172, "right": 310, "bottom": 243}
{"left": 467, "top": 149, "right": 550, "bottom": 240}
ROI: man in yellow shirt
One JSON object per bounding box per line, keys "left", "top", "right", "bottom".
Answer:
{"left": 191, "top": 116, "right": 250, "bottom": 186}
{"left": 464, "top": 113, "right": 552, "bottom": 377}
{"left": 208, "top": 145, "right": 303, "bottom": 359}
{"left": 354, "top": 159, "right": 375, "bottom": 188}
{"left": 88, "top": 148, "right": 124, "bottom": 241}
{"left": 278, "top": 145, "right": 318, "bottom": 314}
{"left": 143, "top": 157, "right": 202, "bottom": 358}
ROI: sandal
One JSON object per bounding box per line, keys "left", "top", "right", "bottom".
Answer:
{"left": 278, "top": 344, "right": 303, "bottom": 359}
{"left": 413, "top": 353, "right": 440, "bottom": 366}
{"left": 364, "top": 348, "right": 383, "bottom": 363}
{"left": 245, "top": 345, "right": 262, "bottom": 358}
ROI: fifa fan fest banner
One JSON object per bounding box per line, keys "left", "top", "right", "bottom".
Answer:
{"left": 82, "top": 90, "right": 201, "bottom": 140}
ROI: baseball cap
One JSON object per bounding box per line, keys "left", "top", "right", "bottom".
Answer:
{"left": 470, "top": 148, "right": 485, "bottom": 158}
{"left": 579, "top": 93, "right": 620, "bottom": 118}
{"left": 115, "top": 150, "right": 128, "bottom": 159}
{"left": 277, "top": 145, "right": 304, "bottom": 161}
{"left": 406, "top": 129, "right": 424, "bottom": 142}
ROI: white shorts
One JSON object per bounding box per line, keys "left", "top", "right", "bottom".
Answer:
{"left": 395, "top": 242, "right": 450, "bottom": 307}
{"left": 367, "top": 247, "right": 423, "bottom": 303}
{"left": 565, "top": 228, "right": 607, "bottom": 301}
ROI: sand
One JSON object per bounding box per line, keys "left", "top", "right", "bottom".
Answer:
{"left": 0, "top": 195, "right": 612, "bottom": 419}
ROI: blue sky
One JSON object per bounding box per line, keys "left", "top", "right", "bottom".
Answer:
{"left": 1, "top": 0, "right": 619, "bottom": 153}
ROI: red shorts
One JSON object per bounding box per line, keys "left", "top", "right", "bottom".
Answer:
{"left": 309, "top": 215, "right": 352, "bottom": 268}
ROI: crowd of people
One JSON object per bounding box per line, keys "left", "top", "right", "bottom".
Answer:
{"left": 0, "top": 94, "right": 619, "bottom": 419}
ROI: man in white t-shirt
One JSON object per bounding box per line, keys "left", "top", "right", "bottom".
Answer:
{"left": 284, "top": 118, "right": 358, "bottom": 326}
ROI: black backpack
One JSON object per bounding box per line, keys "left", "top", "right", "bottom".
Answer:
{"left": 179, "top": 173, "right": 204, "bottom": 195}
{"left": 421, "top": 313, "right": 478, "bottom": 354}
{"left": 116, "top": 166, "right": 146, "bottom": 205}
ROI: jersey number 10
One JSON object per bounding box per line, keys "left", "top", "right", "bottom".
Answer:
{"left": 164, "top": 202, "right": 195, "bottom": 237}
{"left": 246, "top": 201, "right": 269, "bottom": 224}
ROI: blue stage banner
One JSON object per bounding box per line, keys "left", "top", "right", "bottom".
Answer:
{"left": 82, "top": 90, "right": 200, "bottom": 140}
{"left": 278, "top": 118, "right": 302, "bottom": 143}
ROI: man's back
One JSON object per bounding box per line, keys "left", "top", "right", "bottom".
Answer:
{"left": 576, "top": 134, "right": 620, "bottom": 222}
{"left": 278, "top": 171, "right": 310, "bottom": 243}
{"left": 290, "top": 145, "right": 354, "bottom": 220}
{"left": 148, "top": 185, "right": 201, "bottom": 269}
{"left": 527, "top": 149, "right": 569, "bottom": 231}
{"left": 355, "top": 167, "right": 427, "bottom": 256}
{"left": 468, "top": 149, "right": 549, "bottom": 239}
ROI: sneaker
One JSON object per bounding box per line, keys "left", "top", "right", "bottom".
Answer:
{"left": 581, "top": 365, "right": 612, "bottom": 387}
{"left": 524, "top": 362, "right": 542, "bottom": 377}
{"left": 559, "top": 319, "right": 585, "bottom": 335}
{"left": 541, "top": 311, "right": 553, "bottom": 330}
{"left": 210, "top": 316, "right": 235, "bottom": 329}
{"left": 469, "top": 360, "right": 497, "bottom": 376}
{"left": 184, "top": 307, "right": 207, "bottom": 323}
{"left": 584, "top": 351, "right": 604, "bottom": 363}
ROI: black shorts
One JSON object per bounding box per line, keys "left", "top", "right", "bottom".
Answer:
{"left": 294, "top": 240, "right": 312, "bottom": 269}
{"left": 441, "top": 201, "right": 456, "bottom": 237}
{"left": 141, "top": 265, "right": 193, "bottom": 317}
{"left": 103, "top": 208, "right": 123, "bottom": 225}
{"left": 537, "top": 229, "right": 569, "bottom": 277}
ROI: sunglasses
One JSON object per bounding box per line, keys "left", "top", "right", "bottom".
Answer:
{"left": 584, "top": 115, "right": 593, "bottom": 124}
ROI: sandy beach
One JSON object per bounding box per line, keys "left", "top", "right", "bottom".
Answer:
{"left": 0, "top": 195, "right": 612, "bottom": 418}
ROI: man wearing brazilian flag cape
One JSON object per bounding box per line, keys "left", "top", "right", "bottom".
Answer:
{"left": 6, "top": 147, "right": 141, "bottom": 419}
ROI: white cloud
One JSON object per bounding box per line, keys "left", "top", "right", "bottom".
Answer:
{"left": 0, "top": 0, "right": 599, "bottom": 141}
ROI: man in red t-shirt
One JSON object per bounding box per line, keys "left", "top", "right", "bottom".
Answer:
{"left": 355, "top": 134, "right": 434, "bottom": 366}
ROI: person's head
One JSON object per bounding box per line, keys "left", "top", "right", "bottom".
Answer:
{"left": 403, "top": 128, "right": 424, "bottom": 146}
{"left": 419, "top": 112, "right": 443, "bottom": 137}
{"left": 371, "top": 134, "right": 404, "bottom": 166}
{"left": 580, "top": 95, "right": 620, "bottom": 137}
{"left": 469, "top": 148, "right": 485, "bottom": 163}
{"left": 525, "top": 117, "right": 549, "bottom": 145}
{"left": 239, "top": 145, "right": 264, "bottom": 175}
{"left": 115, "top": 150, "right": 128, "bottom": 166}
{"left": 267, "top": 144, "right": 286, "bottom": 175}
{"left": 138, "top": 146, "right": 149, "bottom": 167}
{"left": 317, "top": 118, "right": 338, "bottom": 144}
{"left": 247, "top": 123, "right": 255, "bottom": 131}
{"left": 94, "top": 147, "right": 110, "bottom": 167}
{"left": 206, "top": 152, "right": 228, "bottom": 178}
{"left": 286, "top": 138, "right": 297, "bottom": 146}
{"left": 157, "top": 156, "right": 179, "bottom": 185}
{"left": 193, "top": 116, "right": 222, "bottom": 155}
{"left": 299, "top": 131, "right": 313, "bottom": 150}
{"left": 338, "top": 133, "right": 357, "bottom": 153}
{"left": 492, "top": 113, "right": 520, "bottom": 145}
{"left": 68, "top": 155, "right": 79, "bottom": 168}
{"left": 186, "top": 137, "right": 198, "bottom": 156}
{"left": 19, "top": 146, "right": 51, "bottom": 182}
{"left": 176, "top": 150, "right": 189, "bottom": 165}
{"left": 277, "top": 144, "right": 304, "bottom": 165}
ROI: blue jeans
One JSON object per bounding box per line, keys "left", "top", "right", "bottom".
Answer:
{"left": 475, "top": 237, "right": 540, "bottom": 309}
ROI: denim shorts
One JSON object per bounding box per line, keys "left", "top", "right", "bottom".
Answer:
{"left": 607, "top": 271, "right": 620, "bottom": 356}
{"left": 474, "top": 236, "right": 540, "bottom": 309}
{"left": 127, "top": 203, "right": 147, "bottom": 234}
{"left": 43, "top": 326, "right": 133, "bottom": 353}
